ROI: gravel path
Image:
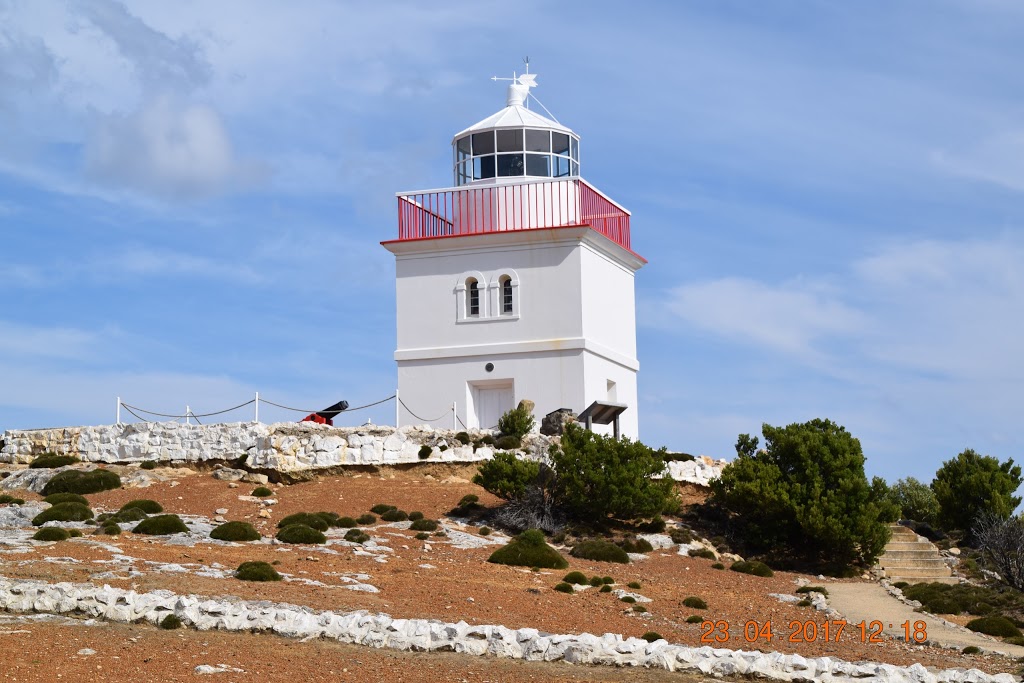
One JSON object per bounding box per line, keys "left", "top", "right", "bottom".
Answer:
{"left": 827, "top": 582, "right": 1024, "bottom": 657}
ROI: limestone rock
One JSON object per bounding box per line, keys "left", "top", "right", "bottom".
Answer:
{"left": 540, "top": 409, "right": 576, "bottom": 436}
{"left": 516, "top": 399, "right": 535, "bottom": 415}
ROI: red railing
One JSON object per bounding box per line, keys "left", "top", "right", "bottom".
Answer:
{"left": 396, "top": 178, "right": 631, "bottom": 252}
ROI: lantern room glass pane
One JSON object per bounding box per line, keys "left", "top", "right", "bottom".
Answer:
{"left": 570, "top": 137, "right": 579, "bottom": 161}
{"left": 552, "top": 132, "right": 570, "bottom": 156}
{"left": 497, "top": 153, "right": 524, "bottom": 176}
{"left": 474, "top": 155, "right": 495, "bottom": 179}
{"left": 457, "top": 161, "right": 471, "bottom": 185}
{"left": 554, "top": 155, "right": 571, "bottom": 177}
{"left": 571, "top": 161, "right": 579, "bottom": 176}
{"left": 525, "top": 129, "right": 550, "bottom": 152}
{"left": 457, "top": 136, "right": 472, "bottom": 161}
{"left": 525, "top": 153, "right": 550, "bottom": 176}
{"left": 472, "top": 131, "right": 495, "bottom": 155}
{"left": 496, "top": 129, "right": 523, "bottom": 152}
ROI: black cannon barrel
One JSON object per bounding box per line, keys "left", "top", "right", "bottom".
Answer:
{"left": 315, "top": 400, "right": 349, "bottom": 421}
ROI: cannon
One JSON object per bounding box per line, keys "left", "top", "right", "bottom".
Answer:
{"left": 301, "top": 400, "right": 349, "bottom": 426}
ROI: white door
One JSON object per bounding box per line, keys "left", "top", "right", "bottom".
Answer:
{"left": 476, "top": 384, "right": 514, "bottom": 430}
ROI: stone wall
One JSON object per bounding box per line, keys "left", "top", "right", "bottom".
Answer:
{"left": 0, "top": 421, "right": 728, "bottom": 484}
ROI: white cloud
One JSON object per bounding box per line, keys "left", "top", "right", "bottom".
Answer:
{"left": 932, "top": 129, "right": 1024, "bottom": 192}
{"left": 0, "top": 320, "right": 99, "bottom": 360}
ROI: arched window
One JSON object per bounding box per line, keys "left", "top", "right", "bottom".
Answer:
{"left": 499, "top": 275, "right": 513, "bottom": 314}
{"left": 467, "top": 278, "right": 480, "bottom": 317}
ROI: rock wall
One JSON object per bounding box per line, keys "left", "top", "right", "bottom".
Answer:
{"left": 0, "top": 578, "right": 1010, "bottom": 683}
{"left": 0, "top": 421, "right": 727, "bottom": 484}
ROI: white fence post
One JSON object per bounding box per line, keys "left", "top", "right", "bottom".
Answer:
{"left": 254, "top": 392, "right": 259, "bottom": 423}
{"left": 452, "top": 401, "right": 457, "bottom": 431}
{"left": 395, "top": 389, "right": 400, "bottom": 428}
{"left": 116, "top": 397, "right": 121, "bottom": 425}
{"left": 185, "top": 405, "right": 190, "bottom": 426}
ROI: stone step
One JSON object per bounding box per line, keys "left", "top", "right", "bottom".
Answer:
{"left": 880, "top": 566, "right": 953, "bottom": 578}
{"left": 885, "top": 574, "right": 960, "bottom": 586}
{"left": 878, "top": 557, "right": 949, "bottom": 569}
{"left": 885, "top": 541, "right": 938, "bottom": 551}
{"left": 880, "top": 549, "right": 943, "bottom": 560}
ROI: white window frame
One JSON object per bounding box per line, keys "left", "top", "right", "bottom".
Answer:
{"left": 455, "top": 271, "right": 489, "bottom": 323}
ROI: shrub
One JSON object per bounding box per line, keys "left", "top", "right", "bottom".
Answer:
{"left": 30, "top": 453, "right": 79, "bottom": 469}
{"left": 235, "top": 561, "right": 282, "bottom": 581}
{"left": 796, "top": 586, "right": 829, "bottom": 597}
{"left": 315, "top": 512, "right": 343, "bottom": 527}
{"left": 798, "top": 599, "right": 812, "bottom": 607}
{"left": 159, "top": 614, "right": 182, "bottom": 630}
{"left": 563, "top": 571, "right": 588, "bottom": 585}
{"left": 410, "top": 518, "right": 438, "bottom": 532}
{"left": 252, "top": 487, "right": 273, "bottom": 497}
{"left": 140, "top": 460, "right": 157, "bottom": 470}
{"left": 68, "top": 529, "right": 82, "bottom": 537}
{"left": 277, "top": 513, "right": 329, "bottom": 532}
{"left": 381, "top": 509, "right": 409, "bottom": 522}
{"left": 570, "top": 540, "right": 630, "bottom": 564}
{"left": 42, "top": 469, "right": 121, "bottom": 496}
{"left": 487, "top": 529, "right": 568, "bottom": 569}
{"left": 474, "top": 452, "right": 539, "bottom": 501}
{"left": 618, "top": 538, "right": 654, "bottom": 554}
{"left": 210, "top": 521, "right": 261, "bottom": 542}
{"left": 550, "top": 424, "right": 676, "bottom": 522}
{"left": 730, "top": 560, "right": 774, "bottom": 577}
{"left": 498, "top": 404, "right": 535, "bottom": 439}
{"left": 344, "top": 528, "right": 370, "bottom": 544}
{"left": 33, "top": 527, "right": 71, "bottom": 542}
{"left": 370, "top": 503, "right": 396, "bottom": 515}
{"left": 415, "top": 532, "right": 430, "bottom": 541}
{"left": 418, "top": 445, "right": 432, "bottom": 459}
{"left": 933, "top": 450, "right": 1022, "bottom": 540}
{"left": 458, "top": 494, "right": 479, "bottom": 508}
{"left": 966, "top": 616, "right": 1022, "bottom": 638}
{"left": 711, "top": 562, "right": 725, "bottom": 570}
{"left": 408, "top": 511, "right": 424, "bottom": 521}
{"left": 902, "top": 582, "right": 1024, "bottom": 617}
{"left": 893, "top": 581, "right": 910, "bottom": 590}
{"left": 481, "top": 435, "right": 496, "bottom": 446}
{"left": 554, "top": 582, "right": 574, "bottom": 594}
{"left": 495, "top": 435, "right": 522, "bottom": 450}
{"left": 665, "top": 452, "right": 696, "bottom": 462}
{"left": 108, "top": 507, "right": 147, "bottom": 523}
{"left": 600, "top": 585, "right": 613, "bottom": 593}
{"left": 357, "top": 513, "right": 376, "bottom": 525}
{"left": 620, "top": 596, "right": 636, "bottom": 604}
{"left": 133, "top": 514, "right": 188, "bottom": 535}
{"left": 974, "top": 513, "right": 1024, "bottom": 591}
{"left": 43, "top": 493, "right": 88, "bottom": 506}
{"left": 0, "top": 495, "right": 24, "bottom": 505}
{"left": 962, "top": 646, "right": 981, "bottom": 655}
{"left": 98, "top": 523, "right": 121, "bottom": 536}
{"left": 642, "top": 632, "right": 663, "bottom": 643}
{"left": 669, "top": 527, "right": 693, "bottom": 544}
{"left": 337, "top": 516, "right": 357, "bottom": 528}
{"left": 688, "top": 548, "right": 716, "bottom": 560}
{"left": 277, "top": 524, "right": 327, "bottom": 544}
{"left": 711, "top": 419, "right": 891, "bottom": 570}
{"left": 686, "top": 615, "right": 704, "bottom": 624}
{"left": 32, "top": 502, "right": 94, "bottom": 526}
{"left": 602, "top": 576, "right": 615, "bottom": 584}
{"left": 120, "top": 499, "right": 163, "bottom": 514}
{"left": 455, "top": 431, "right": 471, "bottom": 445}
{"left": 639, "top": 516, "right": 666, "bottom": 533}
{"left": 633, "top": 605, "right": 647, "bottom": 613}
{"left": 888, "top": 477, "right": 940, "bottom": 524}
{"left": 627, "top": 581, "right": 642, "bottom": 590}
{"left": 1004, "top": 637, "right": 1024, "bottom": 646}
{"left": 479, "top": 526, "right": 491, "bottom": 536}
{"left": 682, "top": 595, "right": 708, "bottom": 609}
{"left": 589, "top": 576, "right": 603, "bottom": 587}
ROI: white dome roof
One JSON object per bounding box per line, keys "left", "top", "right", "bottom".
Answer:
{"left": 453, "top": 104, "right": 574, "bottom": 141}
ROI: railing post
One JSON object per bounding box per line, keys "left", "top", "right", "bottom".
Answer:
{"left": 452, "top": 401, "right": 457, "bottom": 431}
{"left": 185, "top": 405, "right": 190, "bottom": 426}
{"left": 116, "top": 397, "right": 121, "bottom": 425}
{"left": 395, "top": 389, "right": 400, "bottom": 429}
{"left": 254, "top": 392, "right": 259, "bottom": 423}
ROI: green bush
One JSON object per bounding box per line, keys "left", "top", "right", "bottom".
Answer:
{"left": 689, "top": 548, "right": 716, "bottom": 560}
{"left": 277, "top": 513, "right": 329, "bottom": 532}
{"left": 344, "top": 528, "right": 370, "bottom": 544}
{"left": 68, "top": 529, "right": 82, "bottom": 537}
{"left": 106, "top": 507, "right": 147, "bottom": 523}
{"left": 554, "top": 582, "right": 574, "bottom": 594}
{"left": 639, "top": 516, "right": 666, "bottom": 533}
{"left": 966, "top": 616, "right": 1022, "bottom": 638}
{"left": 418, "top": 445, "right": 432, "bottom": 459}
{"left": 796, "top": 586, "right": 829, "bottom": 597}
{"left": 42, "top": 469, "right": 121, "bottom": 496}
{"left": 1004, "top": 637, "right": 1024, "bottom": 646}
{"left": 487, "top": 529, "right": 567, "bottom": 569}
{"left": 602, "top": 576, "right": 615, "bottom": 584}
{"left": 337, "top": 516, "right": 357, "bottom": 528}
{"left": 711, "top": 419, "right": 891, "bottom": 570}
{"left": 252, "top": 486, "right": 273, "bottom": 497}
{"left": 494, "top": 435, "right": 522, "bottom": 450}
{"left": 962, "top": 646, "right": 981, "bottom": 654}
{"left": 210, "top": 521, "right": 261, "bottom": 542}
{"left": 97, "top": 523, "right": 121, "bottom": 536}
{"left": 133, "top": 514, "right": 188, "bottom": 535}
{"left": 159, "top": 614, "right": 182, "bottom": 630}
{"left": 381, "top": 509, "right": 409, "bottom": 522}
{"left": 140, "top": 461, "right": 157, "bottom": 470}
{"left": 409, "top": 518, "right": 438, "bottom": 532}
{"left": 633, "top": 605, "right": 647, "bottom": 613}
{"left": 455, "top": 431, "right": 471, "bottom": 445}
{"left": 683, "top": 596, "right": 707, "bottom": 609}
{"left": 408, "top": 511, "right": 424, "bottom": 521}
{"left": 669, "top": 527, "right": 693, "bottom": 544}
{"left": 620, "top": 596, "right": 636, "bottom": 604}
{"left": 902, "top": 582, "right": 1024, "bottom": 617}
{"left": 357, "top": 513, "right": 376, "bottom": 525}
{"left": 627, "top": 581, "right": 642, "bottom": 589}
{"left": 458, "top": 494, "right": 479, "bottom": 508}
{"left": 888, "top": 477, "right": 940, "bottom": 524}
{"left": 235, "top": 561, "right": 282, "bottom": 582}
{"left": 589, "top": 576, "right": 604, "bottom": 587}
{"left": 473, "top": 451, "right": 539, "bottom": 501}
{"left": 730, "top": 560, "right": 774, "bottom": 577}
{"left": 43, "top": 493, "right": 88, "bottom": 506}
{"left": 498, "top": 404, "right": 535, "bottom": 439}
{"left": 480, "top": 435, "right": 496, "bottom": 446}
{"left": 798, "top": 598, "right": 812, "bottom": 607}
{"left": 0, "top": 495, "right": 24, "bottom": 505}
{"left": 563, "top": 571, "right": 588, "bottom": 585}
{"left": 933, "top": 449, "right": 1022, "bottom": 539}
{"left": 32, "top": 502, "right": 94, "bottom": 526}
{"left": 600, "top": 585, "right": 613, "bottom": 593}
{"left": 893, "top": 581, "right": 910, "bottom": 590}
{"left": 277, "top": 524, "right": 327, "bottom": 544}
{"left": 479, "top": 526, "right": 491, "bottom": 536}
{"left": 711, "top": 562, "right": 725, "bottom": 570}
{"left": 550, "top": 424, "right": 676, "bottom": 522}
{"left": 570, "top": 540, "right": 630, "bottom": 564}
{"left": 315, "top": 512, "right": 342, "bottom": 527}
{"left": 415, "top": 532, "right": 430, "bottom": 541}
{"left": 686, "top": 615, "right": 704, "bottom": 624}
{"left": 30, "top": 453, "right": 80, "bottom": 469}
{"left": 370, "top": 503, "right": 396, "bottom": 515}
{"left": 120, "top": 499, "right": 163, "bottom": 514}
{"left": 33, "top": 527, "right": 71, "bottom": 542}
{"left": 642, "top": 631, "right": 663, "bottom": 642}
{"left": 618, "top": 538, "right": 654, "bottom": 554}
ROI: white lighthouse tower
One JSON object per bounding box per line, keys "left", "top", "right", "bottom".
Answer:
{"left": 382, "top": 71, "right": 645, "bottom": 437}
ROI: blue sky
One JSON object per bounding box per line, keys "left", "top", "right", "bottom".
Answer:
{"left": 2, "top": 0, "right": 1022, "bottom": 484}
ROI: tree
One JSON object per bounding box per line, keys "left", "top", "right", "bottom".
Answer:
{"left": 889, "top": 477, "right": 939, "bottom": 524}
{"left": 973, "top": 513, "right": 1024, "bottom": 591}
{"left": 932, "top": 449, "right": 1022, "bottom": 537}
{"left": 710, "top": 418, "right": 891, "bottom": 571}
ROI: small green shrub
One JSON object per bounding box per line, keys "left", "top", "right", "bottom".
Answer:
{"left": 381, "top": 509, "right": 409, "bottom": 522}
{"left": 455, "top": 431, "right": 471, "bottom": 444}
{"left": 97, "top": 523, "right": 121, "bottom": 536}
{"left": 210, "top": 521, "right": 261, "bottom": 542}
{"left": 600, "top": 585, "right": 613, "bottom": 593}
{"left": 487, "top": 529, "right": 568, "bottom": 569}
{"left": 620, "top": 596, "right": 636, "bottom": 604}
{"left": 797, "top": 598, "right": 813, "bottom": 607}
{"left": 479, "top": 526, "right": 491, "bottom": 536}
{"left": 235, "top": 561, "right": 282, "bottom": 582}
{"left": 68, "top": 529, "right": 82, "bottom": 538}
{"left": 439, "top": 444, "right": 449, "bottom": 452}
{"left": 481, "top": 435, "right": 495, "bottom": 446}
{"left": 458, "top": 494, "right": 479, "bottom": 507}
{"left": 641, "top": 631, "right": 663, "bottom": 643}
{"left": 688, "top": 548, "right": 716, "bottom": 560}
{"left": 640, "top": 516, "right": 666, "bottom": 533}
{"left": 618, "top": 538, "right": 654, "bottom": 554}
{"left": 472, "top": 451, "right": 538, "bottom": 501}
{"left": 30, "top": 453, "right": 80, "bottom": 469}
{"left": 33, "top": 527, "right": 71, "bottom": 542}
{"left": 711, "top": 562, "right": 725, "bottom": 570}
{"left": 554, "top": 582, "right": 574, "bottom": 594}
{"left": 108, "top": 506, "right": 148, "bottom": 523}
{"left": 337, "top": 516, "right": 357, "bottom": 528}
{"left": 730, "top": 560, "right": 774, "bottom": 577}
{"left": 664, "top": 452, "right": 696, "bottom": 462}
{"left": 589, "top": 576, "right": 603, "bottom": 587}
{"left": 410, "top": 518, "right": 438, "bottom": 532}
{"left": 686, "top": 615, "right": 703, "bottom": 624}
{"left": 962, "top": 646, "right": 981, "bottom": 654}
{"left": 344, "top": 528, "right": 370, "bottom": 544}
{"left": 966, "top": 616, "right": 1022, "bottom": 638}
{"left": 498, "top": 404, "right": 535, "bottom": 439}
{"left": 408, "top": 511, "right": 424, "bottom": 521}
{"left": 159, "top": 614, "right": 182, "bottom": 630}
{"left": 277, "top": 512, "right": 329, "bottom": 531}
{"left": 32, "top": 502, "right": 94, "bottom": 526}
{"left": 1004, "top": 636, "right": 1024, "bottom": 646}
{"left": 0, "top": 495, "right": 24, "bottom": 505}
{"left": 633, "top": 605, "right": 648, "bottom": 613}
{"left": 357, "top": 513, "right": 376, "bottom": 525}
{"left": 796, "top": 586, "right": 829, "bottom": 597}
{"left": 563, "top": 571, "right": 588, "bottom": 585}
{"left": 494, "top": 435, "right": 522, "bottom": 450}
{"left": 316, "top": 511, "right": 343, "bottom": 527}
{"left": 370, "top": 503, "right": 396, "bottom": 515}
{"left": 602, "top": 576, "right": 615, "bottom": 584}
{"left": 418, "top": 445, "right": 432, "bottom": 459}
{"left": 627, "top": 581, "right": 642, "bottom": 590}
{"left": 140, "top": 460, "right": 157, "bottom": 470}
{"left": 893, "top": 581, "right": 910, "bottom": 590}
{"left": 415, "top": 532, "right": 430, "bottom": 540}
{"left": 570, "top": 540, "right": 630, "bottom": 564}
{"left": 252, "top": 487, "right": 273, "bottom": 497}
{"left": 43, "top": 493, "right": 88, "bottom": 506}
{"left": 277, "top": 524, "right": 327, "bottom": 544}
{"left": 42, "top": 469, "right": 121, "bottom": 496}
{"left": 683, "top": 596, "right": 707, "bottom": 609}
{"left": 669, "top": 527, "right": 693, "bottom": 544}
{"left": 133, "top": 514, "right": 188, "bottom": 535}
{"left": 120, "top": 499, "right": 163, "bottom": 514}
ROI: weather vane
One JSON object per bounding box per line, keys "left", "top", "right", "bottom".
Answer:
{"left": 491, "top": 57, "right": 537, "bottom": 108}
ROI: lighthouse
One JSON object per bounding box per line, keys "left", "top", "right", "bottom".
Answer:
{"left": 382, "top": 71, "right": 645, "bottom": 438}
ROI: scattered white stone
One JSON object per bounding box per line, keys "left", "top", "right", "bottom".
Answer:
{"left": 613, "top": 589, "right": 651, "bottom": 604}
{"left": 77, "top": 648, "right": 96, "bottom": 656}
{"left": 195, "top": 664, "right": 245, "bottom": 674}
{"left": 215, "top": 508, "right": 228, "bottom": 515}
